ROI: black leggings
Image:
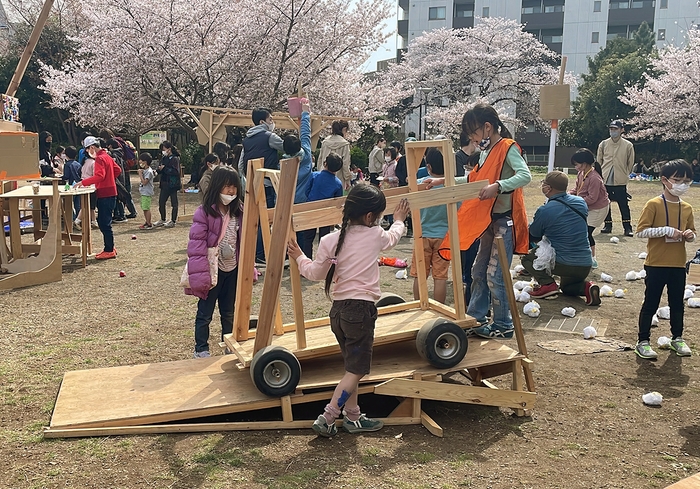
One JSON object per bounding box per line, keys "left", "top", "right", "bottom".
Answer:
{"left": 587, "top": 226, "right": 595, "bottom": 247}
{"left": 159, "top": 187, "right": 179, "bottom": 222}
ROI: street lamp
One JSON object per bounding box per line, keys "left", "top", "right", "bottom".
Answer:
{"left": 416, "top": 87, "right": 433, "bottom": 140}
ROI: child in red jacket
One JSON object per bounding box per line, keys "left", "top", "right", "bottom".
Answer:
{"left": 76, "top": 136, "right": 121, "bottom": 259}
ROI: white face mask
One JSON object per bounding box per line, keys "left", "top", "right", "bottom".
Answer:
{"left": 209, "top": 164, "right": 218, "bottom": 171}
{"left": 667, "top": 181, "right": 690, "bottom": 197}
{"left": 385, "top": 156, "right": 392, "bottom": 163}
{"left": 162, "top": 150, "right": 168, "bottom": 157}
{"left": 220, "top": 193, "right": 236, "bottom": 205}
{"left": 265, "top": 121, "right": 275, "bottom": 132}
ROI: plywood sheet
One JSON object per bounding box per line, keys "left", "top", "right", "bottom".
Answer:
{"left": 50, "top": 338, "right": 522, "bottom": 430}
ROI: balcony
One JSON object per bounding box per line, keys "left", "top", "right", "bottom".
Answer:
{"left": 453, "top": 16, "right": 474, "bottom": 29}
{"left": 398, "top": 19, "right": 408, "bottom": 39}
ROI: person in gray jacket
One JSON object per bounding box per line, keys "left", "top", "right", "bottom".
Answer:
{"left": 318, "top": 120, "right": 351, "bottom": 190}
{"left": 597, "top": 119, "right": 635, "bottom": 236}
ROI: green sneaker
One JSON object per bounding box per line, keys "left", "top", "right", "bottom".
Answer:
{"left": 312, "top": 415, "right": 338, "bottom": 438}
{"left": 635, "top": 341, "right": 658, "bottom": 360}
{"left": 342, "top": 414, "right": 384, "bottom": 434}
{"left": 670, "top": 338, "right": 692, "bottom": 357}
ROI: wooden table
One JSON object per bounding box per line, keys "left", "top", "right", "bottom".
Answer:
{"left": 1, "top": 184, "right": 95, "bottom": 267}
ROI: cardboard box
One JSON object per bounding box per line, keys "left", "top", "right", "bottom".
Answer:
{"left": 0, "top": 131, "right": 40, "bottom": 180}
{"left": 540, "top": 85, "right": 571, "bottom": 121}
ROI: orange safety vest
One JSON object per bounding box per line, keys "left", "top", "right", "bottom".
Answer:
{"left": 439, "top": 138, "right": 529, "bottom": 260}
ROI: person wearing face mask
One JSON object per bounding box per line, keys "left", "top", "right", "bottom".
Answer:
{"left": 634, "top": 160, "right": 696, "bottom": 360}
{"left": 75, "top": 136, "right": 122, "bottom": 260}
{"left": 597, "top": 120, "right": 635, "bottom": 236}
{"left": 238, "top": 107, "right": 284, "bottom": 265}
{"left": 198, "top": 153, "right": 220, "bottom": 202}
{"left": 137, "top": 153, "right": 155, "bottom": 230}
{"left": 520, "top": 171, "right": 600, "bottom": 306}
{"left": 318, "top": 120, "right": 352, "bottom": 190}
{"left": 185, "top": 166, "right": 244, "bottom": 358}
{"left": 154, "top": 141, "right": 182, "bottom": 228}
{"left": 425, "top": 103, "right": 531, "bottom": 339}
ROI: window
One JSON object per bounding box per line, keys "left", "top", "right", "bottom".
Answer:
{"left": 660, "top": 0, "right": 668, "bottom": 7}
{"left": 454, "top": 3, "right": 474, "bottom": 17}
{"left": 658, "top": 28, "right": 666, "bottom": 40}
{"left": 594, "top": 1, "right": 601, "bottom": 12}
{"left": 544, "top": 5, "right": 564, "bottom": 12}
{"left": 482, "top": 6, "right": 489, "bottom": 17}
{"left": 592, "top": 31, "right": 600, "bottom": 43}
{"left": 428, "top": 6, "right": 446, "bottom": 20}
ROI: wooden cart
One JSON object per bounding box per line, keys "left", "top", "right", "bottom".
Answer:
{"left": 224, "top": 139, "right": 486, "bottom": 397}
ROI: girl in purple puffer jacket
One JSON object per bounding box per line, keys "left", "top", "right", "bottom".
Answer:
{"left": 187, "top": 166, "right": 243, "bottom": 358}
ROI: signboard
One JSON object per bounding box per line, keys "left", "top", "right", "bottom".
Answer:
{"left": 540, "top": 85, "right": 571, "bottom": 121}
{"left": 139, "top": 131, "right": 167, "bottom": 149}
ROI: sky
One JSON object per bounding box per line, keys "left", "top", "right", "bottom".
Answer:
{"left": 360, "top": 3, "right": 398, "bottom": 73}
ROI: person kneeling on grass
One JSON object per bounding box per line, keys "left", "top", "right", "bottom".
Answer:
{"left": 520, "top": 171, "right": 601, "bottom": 306}
{"left": 635, "top": 160, "right": 696, "bottom": 360}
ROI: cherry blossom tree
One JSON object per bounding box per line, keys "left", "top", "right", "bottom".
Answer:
{"left": 40, "top": 0, "right": 390, "bottom": 135}
{"left": 366, "top": 18, "right": 569, "bottom": 139}
{"left": 621, "top": 28, "right": 700, "bottom": 142}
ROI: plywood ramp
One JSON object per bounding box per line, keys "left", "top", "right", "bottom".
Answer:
{"left": 49, "top": 339, "right": 525, "bottom": 432}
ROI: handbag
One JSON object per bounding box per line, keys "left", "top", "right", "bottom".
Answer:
{"left": 180, "top": 213, "right": 231, "bottom": 289}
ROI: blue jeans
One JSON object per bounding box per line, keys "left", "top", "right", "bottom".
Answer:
{"left": 460, "top": 239, "right": 480, "bottom": 309}
{"left": 96, "top": 196, "right": 116, "bottom": 252}
{"left": 467, "top": 217, "right": 514, "bottom": 329}
{"left": 194, "top": 267, "right": 238, "bottom": 352}
{"left": 256, "top": 185, "right": 277, "bottom": 261}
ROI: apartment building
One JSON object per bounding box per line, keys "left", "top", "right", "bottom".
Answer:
{"left": 397, "top": 0, "right": 699, "bottom": 160}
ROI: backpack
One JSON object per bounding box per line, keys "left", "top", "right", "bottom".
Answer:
{"left": 114, "top": 136, "right": 137, "bottom": 168}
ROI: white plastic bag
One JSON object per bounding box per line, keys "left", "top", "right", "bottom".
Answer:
{"left": 583, "top": 326, "right": 597, "bottom": 339}
{"left": 636, "top": 270, "right": 646, "bottom": 279}
{"left": 684, "top": 289, "right": 694, "bottom": 300}
{"left": 642, "top": 392, "right": 663, "bottom": 406}
{"left": 657, "top": 306, "right": 670, "bottom": 319}
{"left": 625, "top": 271, "right": 638, "bottom": 281}
{"left": 600, "top": 273, "right": 613, "bottom": 282}
{"left": 657, "top": 336, "right": 671, "bottom": 349}
{"left": 513, "top": 280, "right": 529, "bottom": 291}
{"left": 600, "top": 285, "right": 614, "bottom": 297}
{"left": 533, "top": 237, "right": 556, "bottom": 275}
{"left": 514, "top": 264, "right": 525, "bottom": 274}
{"left": 686, "top": 284, "right": 697, "bottom": 292}
{"left": 688, "top": 298, "right": 700, "bottom": 308}
{"left": 651, "top": 314, "right": 659, "bottom": 326}
{"left": 610, "top": 237, "right": 620, "bottom": 244}
{"left": 614, "top": 288, "right": 626, "bottom": 298}
{"left": 561, "top": 307, "right": 576, "bottom": 317}
{"left": 516, "top": 291, "right": 531, "bottom": 303}
{"left": 523, "top": 301, "right": 541, "bottom": 318}
{"left": 638, "top": 252, "right": 648, "bottom": 259}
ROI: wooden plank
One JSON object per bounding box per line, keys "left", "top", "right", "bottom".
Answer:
{"left": 291, "top": 181, "right": 485, "bottom": 232}
{"left": 405, "top": 145, "right": 430, "bottom": 309}
{"left": 232, "top": 158, "right": 263, "bottom": 341}
{"left": 281, "top": 395, "right": 293, "bottom": 422}
{"left": 388, "top": 398, "right": 414, "bottom": 418}
{"left": 411, "top": 372, "right": 422, "bottom": 418}
{"left": 234, "top": 308, "right": 477, "bottom": 365}
{"left": 374, "top": 378, "right": 535, "bottom": 410}
{"left": 420, "top": 410, "right": 443, "bottom": 437}
{"left": 688, "top": 264, "right": 700, "bottom": 286}
{"left": 664, "top": 472, "right": 700, "bottom": 488}
{"left": 253, "top": 157, "right": 299, "bottom": 354}
{"left": 253, "top": 160, "right": 285, "bottom": 337}
{"left": 50, "top": 339, "right": 525, "bottom": 430}
{"left": 511, "top": 359, "right": 525, "bottom": 416}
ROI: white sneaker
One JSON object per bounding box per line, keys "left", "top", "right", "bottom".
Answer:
{"left": 164, "top": 220, "right": 175, "bottom": 228}
{"left": 91, "top": 221, "right": 99, "bottom": 229}
{"left": 193, "top": 350, "right": 211, "bottom": 358}
{"left": 153, "top": 219, "right": 165, "bottom": 227}
{"left": 73, "top": 220, "right": 81, "bottom": 231}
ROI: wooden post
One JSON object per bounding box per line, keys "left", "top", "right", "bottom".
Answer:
{"left": 6, "top": 0, "right": 56, "bottom": 97}
{"left": 494, "top": 236, "right": 535, "bottom": 392}
{"left": 405, "top": 144, "right": 429, "bottom": 309}
{"left": 253, "top": 158, "right": 300, "bottom": 354}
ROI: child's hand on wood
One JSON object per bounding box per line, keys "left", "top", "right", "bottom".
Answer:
{"left": 287, "top": 238, "right": 303, "bottom": 260}
{"left": 393, "top": 198, "right": 410, "bottom": 222}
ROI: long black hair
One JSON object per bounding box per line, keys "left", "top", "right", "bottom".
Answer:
{"left": 202, "top": 166, "right": 242, "bottom": 218}
{"left": 324, "top": 185, "right": 386, "bottom": 297}
{"left": 571, "top": 148, "right": 603, "bottom": 177}
{"left": 461, "top": 103, "right": 513, "bottom": 140}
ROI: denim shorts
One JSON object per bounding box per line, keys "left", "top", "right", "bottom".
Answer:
{"left": 329, "top": 299, "right": 378, "bottom": 375}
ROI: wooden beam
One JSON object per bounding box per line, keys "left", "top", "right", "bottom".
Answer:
{"left": 374, "top": 378, "right": 536, "bottom": 410}
{"left": 253, "top": 158, "right": 299, "bottom": 354}
{"left": 420, "top": 411, "right": 443, "bottom": 437}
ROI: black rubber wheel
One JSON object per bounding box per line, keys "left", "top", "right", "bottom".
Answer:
{"left": 416, "top": 318, "right": 468, "bottom": 369}
{"left": 250, "top": 346, "right": 301, "bottom": 397}
{"left": 375, "top": 292, "right": 406, "bottom": 308}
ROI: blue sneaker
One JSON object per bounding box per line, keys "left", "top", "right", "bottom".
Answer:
{"left": 473, "top": 323, "right": 514, "bottom": 339}
{"left": 312, "top": 415, "right": 338, "bottom": 437}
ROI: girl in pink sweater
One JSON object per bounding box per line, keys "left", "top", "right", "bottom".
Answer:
{"left": 569, "top": 148, "right": 610, "bottom": 269}
{"left": 287, "top": 185, "right": 409, "bottom": 437}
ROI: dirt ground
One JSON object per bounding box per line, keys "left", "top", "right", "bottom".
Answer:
{"left": 2, "top": 174, "right": 700, "bottom": 489}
